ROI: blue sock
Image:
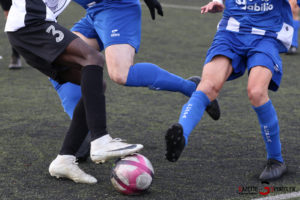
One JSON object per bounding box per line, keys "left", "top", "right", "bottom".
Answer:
{"left": 125, "top": 63, "right": 196, "bottom": 97}
{"left": 49, "top": 79, "right": 82, "bottom": 119}
{"left": 178, "top": 91, "right": 210, "bottom": 145}
{"left": 292, "top": 19, "right": 299, "bottom": 47}
{"left": 253, "top": 100, "right": 283, "bottom": 163}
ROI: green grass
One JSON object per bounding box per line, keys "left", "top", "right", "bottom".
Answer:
{"left": 0, "top": 1, "right": 299, "bottom": 200}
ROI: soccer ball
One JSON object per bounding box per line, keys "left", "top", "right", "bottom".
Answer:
{"left": 111, "top": 153, "right": 154, "bottom": 195}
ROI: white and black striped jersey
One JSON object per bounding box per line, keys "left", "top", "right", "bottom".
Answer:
{"left": 5, "top": 0, "right": 71, "bottom": 32}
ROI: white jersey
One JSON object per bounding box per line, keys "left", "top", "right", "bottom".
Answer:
{"left": 5, "top": 0, "right": 71, "bottom": 32}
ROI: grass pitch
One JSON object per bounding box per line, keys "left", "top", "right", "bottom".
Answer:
{"left": 0, "top": 1, "right": 299, "bottom": 200}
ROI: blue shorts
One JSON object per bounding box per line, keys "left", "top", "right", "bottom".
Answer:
{"left": 205, "top": 31, "right": 283, "bottom": 91}
{"left": 71, "top": 0, "right": 141, "bottom": 52}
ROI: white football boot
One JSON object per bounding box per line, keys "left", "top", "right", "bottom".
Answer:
{"left": 90, "top": 134, "right": 143, "bottom": 164}
{"left": 49, "top": 155, "right": 97, "bottom": 184}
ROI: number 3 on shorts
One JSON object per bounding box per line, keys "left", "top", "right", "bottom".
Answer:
{"left": 46, "top": 25, "right": 65, "bottom": 43}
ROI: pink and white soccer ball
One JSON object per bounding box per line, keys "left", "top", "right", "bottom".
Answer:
{"left": 111, "top": 153, "right": 154, "bottom": 195}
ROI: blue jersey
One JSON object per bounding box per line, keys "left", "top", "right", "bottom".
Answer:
{"left": 217, "top": 0, "right": 293, "bottom": 51}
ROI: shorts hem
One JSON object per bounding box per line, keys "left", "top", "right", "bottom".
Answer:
{"left": 104, "top": 40, "right": 140, "bottom": 53}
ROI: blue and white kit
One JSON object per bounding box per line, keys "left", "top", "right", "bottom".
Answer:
{"left": 175, "top": 0, "right": 290, "bottom": 165}
{"left": 205, "top": 0, "right": 294, "bottom": 91}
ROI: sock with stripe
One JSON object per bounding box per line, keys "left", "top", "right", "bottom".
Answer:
{"left": 178, "top": 91, "right": 210, "bottom": 144}
{"left": 253, "top": 100, "right": 283, "bottom": 163}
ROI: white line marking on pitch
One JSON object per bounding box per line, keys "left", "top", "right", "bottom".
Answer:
{"left": 252, "top": 191, "right": 300, "bottom": 200}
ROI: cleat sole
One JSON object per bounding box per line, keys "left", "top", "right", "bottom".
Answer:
{"left": 165, "top": 123, "right": 185, "bottom": 162}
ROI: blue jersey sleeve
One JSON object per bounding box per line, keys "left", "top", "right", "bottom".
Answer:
{"left": 298, "top": 0, "right": 300, "bottom": 7}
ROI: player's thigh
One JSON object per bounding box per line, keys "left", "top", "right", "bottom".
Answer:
{"left": 73, "top": 31, "right": 100, "bottom": 51}
{"left": 248, "top": 66, "right": 272, "bottom": 93}
{"left": 54, "top": 37, "right": 104, "bottom": 69}
{"left": 198, "top": 55, "right": 233, "bottom": 96}
{"left": 105, "top": 44, "right": 135, "bottom": 76}
{"left": 247, "top": 66, "right": 272, "bottom": 106}
{"left": 71, "top": 15, "right": 104, "bottom": 51}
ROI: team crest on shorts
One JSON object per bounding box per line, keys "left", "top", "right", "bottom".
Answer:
{"left": 46, "top": 0, "right": 69, "bottom": 14}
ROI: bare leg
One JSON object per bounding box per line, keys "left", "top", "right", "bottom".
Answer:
{"left": 166, "top": 55, "right": 232, "bottom": 162}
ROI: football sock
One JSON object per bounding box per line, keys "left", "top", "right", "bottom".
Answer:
{"left": 49, "top": 79, "right": 82, "bottom": 119}
{"left": 178, "top": 91, "right": 210, "bottom": 144}
{"left": 125, "top": 63, "right": 196, "bottom": 97}
{"left": 81, "top": 65, "right": 107, "bottom": 141}
{"left": 292, "top": 19, "right": 299, "bottom": 47}
{"left": 60, "top": 98, "right": 89, "bottom": 155}
{"left": 253, "top": 100, "right": 283, "bottom": 163}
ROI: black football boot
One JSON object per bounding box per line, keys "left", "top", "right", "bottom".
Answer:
{"left": 165, "top": 123, "right": 186, "bottom": 162}
{"left": 259, "top": 159, "right": 287, "bottom": 181}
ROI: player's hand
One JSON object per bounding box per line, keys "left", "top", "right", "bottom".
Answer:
{"left": 201, "top": 2, "right": 225, "bottom": 14}
{"left": 144, "top": 0, "right": 164, "bottom": 20}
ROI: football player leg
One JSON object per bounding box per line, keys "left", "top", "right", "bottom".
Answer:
{"left": 105, "top": 46, "right": 219, "bottom": 120}
{"left": 48, "top": 37, "right": 105, "bottom": 184}
{"left": 49, "top": 29, "right": 103, "bottom": 162}
{"left": 49, "top": 38, "right": 142, "bottom": 183}
{"left": 100, "top": 2, "right": 220, "bottom": 120}
{"left": 9, "top": 47, "right": 22, "bottom": 69}
{"left": 1, "top": 0, "right": 22, "bottom": 69}
{"left": 248, "top": 66, "right": 287, "bottom": 181}
{"left": 49, "top": 75, "right": 109, "bottom": 162}
{"left": 49, "top": 79, "right": 91, "bottom": 162}
{"left": 165, "top": 56, "right": 232, "bottom": 162}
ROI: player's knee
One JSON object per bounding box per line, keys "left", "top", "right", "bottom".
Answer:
{"left": 85, "top": 50, "right": 105, "bottom": 67}
{"left": 106, "top": 61, "right": 131, "bottom": 85}
{"left": 108, "top": 70, "right": 127, "bottom": 85}
{"left": 198, "top": 79, "right": 220, "bottom": 100}
{"left": 247, "top": 86, "right": 266, "bottom": 104}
